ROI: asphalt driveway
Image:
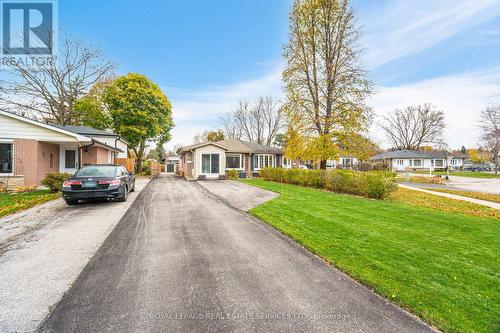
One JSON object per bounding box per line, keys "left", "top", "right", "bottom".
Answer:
{"left": 39, "top": 175, "right": 434, "bottom": 332}
{"left": 0, "top": 177, "right": 150, "bottom": 332}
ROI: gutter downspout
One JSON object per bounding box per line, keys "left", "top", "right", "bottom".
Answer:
{"left": 79, "top": 140, "right": 96, "bottom": 168}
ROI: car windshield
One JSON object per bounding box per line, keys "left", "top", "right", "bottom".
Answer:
{"left": 74, "top": 166, "right": 117, "bottom": 177}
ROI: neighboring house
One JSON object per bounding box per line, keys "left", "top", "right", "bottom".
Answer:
{"left": 0, "top": 110, "right": 128, "bottom": 189}
{"left": 326, "top": 156, "right": 359, "bottom": 169}
{"left": 164, "top": 155, "right": 180, "bottom": 173}
{"left": 176, "top": 138, "right": 283, "bottom": 179}
{"left": 369, "top": 149, "right": 469, "bottom": 172}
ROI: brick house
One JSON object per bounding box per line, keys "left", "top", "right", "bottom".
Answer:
{"left": 176, "top": 139, "right": 284, "bottom": 179}
{"left": 0, "top": 110, "right": 128, "bottom": 189}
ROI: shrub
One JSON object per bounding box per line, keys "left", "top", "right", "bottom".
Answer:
{"left": 141, "top": 160, "right": 152, "bottom": 176}
{"left": 260, "top": 167, "right": 397, "bottom": 199}
{"left": 226, "top": 169, "right": 239, "bottom": 180}
{"left": 355, "top": 162, "right": 373, "bottom": 171}
{"left": 41, "top": 172, "right": 72, "bottom": 192}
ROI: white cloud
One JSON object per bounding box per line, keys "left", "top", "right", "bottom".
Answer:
{"left": 369, "top": 68, "right": 500, "bottom": 149}
{"left": 361, "top": 0, "right": 500, "bottom": 68}
{"left": 164, "top": 69, "right": 283, "bottom": 150}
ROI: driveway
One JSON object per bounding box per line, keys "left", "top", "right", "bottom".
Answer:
{"left": 0, "top": 177, "right": 150, "bottom": 332}
{"left": 39, "top": 175, "right": 434, "bottom": 332}
{"left": 448, "top": 176, "right": 500, "bottom": 194}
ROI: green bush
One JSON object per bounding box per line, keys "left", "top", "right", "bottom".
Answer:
{"left": 260, "top": 167, "right": 397, "bottom": 199}
{"left": 41, "top": 172, "right": 72, "bottom": 192}
{"left": 226, "top": 169, "right": 239, "bottom": 180}
{"left": 141, "top": 160, "right": 152, "bottom": 176}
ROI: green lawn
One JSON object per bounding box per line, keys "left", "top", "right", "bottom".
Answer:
{"left": 0, "top": 190, "right": 60, "bottom": 218}
{"left": 423, "top": 188, "right": 500, "bottom": 204}
{"left": 240, "top": 179, "right": 500, "bottom": 333}
{"left": 414, "top": 171, "right": 500, "bottom": 179}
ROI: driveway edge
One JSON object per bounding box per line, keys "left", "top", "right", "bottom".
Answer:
{"left": 196, "top": 181, "right": 441, "bottom": 333}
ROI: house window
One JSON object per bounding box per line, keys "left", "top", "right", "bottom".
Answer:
{"left": 226, "top": 154, "right": 242, "bottom": 169}
{"left": 342, "top": 158, "right": 353, "bottom": 165}
{"left": 201, "top": 154, "right": 220, "bottom": 174}
{"left": 0, "top": 142, "right": 13, "bottom": 174}
{"left": 434, "top": 159, "right": 444, "bottom": 167}
{"left": 65, "top": 150, "right": 76, "bottom": 169}
{"left": 413, "top": 159, "right": 422, "bottom": 167}
{"left": 396, "top": 159, "right": 404, "bottom": 166}
{"left": 254, "top": 154, "right": 275, "bottom": 170}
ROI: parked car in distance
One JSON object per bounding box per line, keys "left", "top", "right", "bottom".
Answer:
{"left": 62, "top": 165, "right": 135, "bottom": 205}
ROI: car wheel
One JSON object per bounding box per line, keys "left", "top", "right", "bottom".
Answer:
{"left": 118, "top": 186, "right": 128, "bottom": 202}
{"left": 65, "top": 199, "right": 78, "bottom": 206}
{"left": 130, "top": 181, "right": 135, "bottom": 192}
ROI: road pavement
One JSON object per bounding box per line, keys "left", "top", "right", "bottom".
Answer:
{"left": 39, "top": 175, "right": 435, "bottom": 333}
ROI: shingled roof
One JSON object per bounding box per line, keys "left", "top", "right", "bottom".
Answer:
{"left": 370, "top": 149, "right": 468, "bottom": 160}
{"left": 176, "top": 139, "right": 283, "bottom": 155}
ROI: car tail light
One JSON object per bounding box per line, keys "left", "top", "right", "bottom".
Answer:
{"left": 63, "top": 180, "right": 82, "bottom": 187}
{"left": 98, "top": 179, "right": 120, "bottom": 185}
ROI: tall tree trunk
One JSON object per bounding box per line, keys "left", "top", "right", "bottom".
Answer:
{"left": 320, "top": 159, "right": 327, "bottom": 170}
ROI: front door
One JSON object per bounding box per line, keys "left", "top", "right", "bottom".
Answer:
{"left": 60, "top": 148, "right": 79, "bottom": 174}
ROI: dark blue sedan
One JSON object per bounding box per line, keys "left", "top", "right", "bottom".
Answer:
{"left": 62, "top": 165, "right": 135, "bottom": 205}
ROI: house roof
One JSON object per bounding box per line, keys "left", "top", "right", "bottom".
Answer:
{"left": 176, "top": 139, "right": 283, "bottom": 155}
{"left": 52, "top": 125, "right": 130, "bottom": 145}
{"left": 52, "top": 125, "right": 119, "bottom": 137}
{"left": 0, "top": 110, "right": 90, "bottom": 142}
{"left": 217, "top": 139, "right": 283, "bottom": 154}
{"left": 91, "top": 139, "right": 124, "bottom": 153}
{"left": 370, "top": 149, "right": 468, "bottom": 160}
{"left": 176, "top": 141, "right": 229, "bottom": 153}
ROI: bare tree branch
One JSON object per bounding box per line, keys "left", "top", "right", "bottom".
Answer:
{"left": 0, "top": 37, "right": 114, "bottom": 124}
{"left": 380, "top": 104, "right": 446, "bottom": 150}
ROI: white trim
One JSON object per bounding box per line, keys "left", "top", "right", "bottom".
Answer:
{"left": 254, "top": 154, "right": 276, "bottom": 170}
{"left": 0, "top": 110, "right": 90, "bottom": 142}
{"left": 0, "top": 140, "right": 14, "bottom": 176}
{"left": 201, "top": 153, "right": 221, "bottom": 175}
{"left": 225, "top": 153, "right": 244, "bottom": 170}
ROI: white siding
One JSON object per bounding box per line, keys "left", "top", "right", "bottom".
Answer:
{"left": 90, "top": 135, "right": 128, "bottom": 158}
{"left": 193, "top": 144, "right": 226, "bottom": 179}
{"left": 0, "top": 114, "right": 82, "bottom": 142}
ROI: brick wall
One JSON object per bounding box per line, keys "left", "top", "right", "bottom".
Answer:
{"left": 13, "top": 139, "right": 38, "bottom": 187}
{"left": 12, "top": 139, "right": 62, "bottom": 187}
{"left": 37, "top": 142, "right": 60, "bottom": 181}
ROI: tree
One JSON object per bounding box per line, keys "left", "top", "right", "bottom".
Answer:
{"left": 193, "top": 130, "right": 209, "bottom": 144}
{"left": 380, "top": 104, "right": 446, "bottom": 150}
{"left": 273, "top": 133, "right": 286, "bottom": 147}
{"left": 104, "top": 73, "right": 174, "bottom": 172}
{"left": 478, "top": 105, "right": 500, "bottom": 173}
{"left": 73, "top": 80, "right": 113, "bottom": 129}
{"left": 218, "top": 112, "right": 242, "bottom": 140}
{"left": 219, "top": 97, "right": 285, "bottom": 145}
{"left": 0, "top": 38, "right": 114, "bottom": 124}
{"left": 207, "top": 130, "right": 225, "bottom": 142}
{"left": 282, "top": 0, "right": 373, "bottom": 169}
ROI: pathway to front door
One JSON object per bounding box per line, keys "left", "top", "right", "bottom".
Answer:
{"left": 39, "top": 174, "right": 434, "bottom": 332}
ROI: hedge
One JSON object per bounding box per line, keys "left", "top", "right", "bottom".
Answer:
{"left": 41, "top": 172, "right": 72, "bottom": 192}
{"left": 259, "top": 167, "right": 397, "bottom": 199}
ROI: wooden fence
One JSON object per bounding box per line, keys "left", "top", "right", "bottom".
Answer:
{"left": 151, "top": 160, "right": 161, "bottom": 176}
{"left": 115, "top": 158, "right": 136, "bottom": 173}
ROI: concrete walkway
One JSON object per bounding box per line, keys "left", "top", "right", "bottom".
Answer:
{"left": 0, "top": 177, "right": 150, "bottom": 332}
{"left": 399, "top": 184, "right": 500, "bottom": 209}
{"left": 39, "top": 175, "right": 434, "bottom": 333}
{"left": 197, "top": 180, "right": 279, "bottom": 211}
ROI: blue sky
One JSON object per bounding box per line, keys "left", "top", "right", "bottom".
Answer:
{"left": 58, "top": 0, "right": 500, "bottom": 149}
